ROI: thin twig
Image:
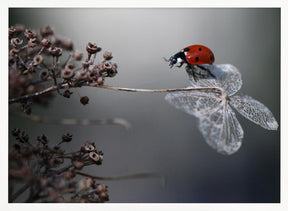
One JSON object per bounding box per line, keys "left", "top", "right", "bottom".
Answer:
{"left": 9, "top": 85, "right": 58, "bottom": 104}
{"left": 51, "top": 56, "right": 57, "bottom": 86}
{"left": 96, "top": 84, "right": 224, "bottom": 93}
{"left": 75, "top": 171, "right": 166, "bottom": 185}
{"left": 9, "top": 83, "right": 224, "bottom": 104}
{"left": 12, "top": 111, "right": 132, "bottom": 129}
{"left": 10, "top": 183, "right": 30, "bottom": 202}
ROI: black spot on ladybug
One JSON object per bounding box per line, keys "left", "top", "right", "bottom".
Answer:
{"left": 183, "top": 48, "right": 190, "bottom": 52}
{"left": 210, "top": 55, "right": 213, "bottom": 60}
{"left": 195, "top": 57, "right": 199, "bottom": 62}
{"left": 198, "top": 47, "right": 202, "bottom": 51}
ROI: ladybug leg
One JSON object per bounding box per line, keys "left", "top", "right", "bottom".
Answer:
{"left": 176, "top": 62, "right": 184, "bottom": 68}
{"left": 196, "top": 65, "right": 216, "bottom": 79}
{"left": 185, "top": 65, "right": 199, "bottom": 82}
{"left": 185, "top": 64, "right": 215, "bottom": 82}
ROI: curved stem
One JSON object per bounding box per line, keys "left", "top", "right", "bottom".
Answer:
{"left": 9, "top": 83, "right": 224, "bottom": 104}
{"left": 96, "top": 84, "right": 224, "bottom": 93}
{"left": 75, "top": 171, "right": 165, "bottom": 182}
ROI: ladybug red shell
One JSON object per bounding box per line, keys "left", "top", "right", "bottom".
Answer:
{"left": 183, "top": 45, "right": 215, "bottom": 65}
{"left": 167, "top": 44, "right": 215, "bottom": 68}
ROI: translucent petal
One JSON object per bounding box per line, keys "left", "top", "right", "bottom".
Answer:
{"left": 165, "top": 92, "right": 244, "bottom": 154}
{"left": 199, "top": 104, "right": 243, "bottom": 155}
{"left": 188, "top": 64, "right": 242, "bottom": 96}
{"left": 230, "top": 94, "right": 278, "bottom": 130}
{"left": 165, "top": 91, "right": 222, "bottom": 118}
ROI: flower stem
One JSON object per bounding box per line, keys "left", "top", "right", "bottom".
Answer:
{"left": 9, "top": 83, "right": 224, "bottom": 104}
{"left": 96, "top": 84, "right": 223, "bottom": 93}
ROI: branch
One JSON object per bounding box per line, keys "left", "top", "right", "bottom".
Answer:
{"left": 96, "top": 84, "right": 224, "bottom": 93}
{"left": 9, "top": 83, "right": 224, "bottom": 104}
{"left": 75, "top": 171, "right": 166, "bottom": 186}
{"left": 9, "top": 85, "right": 58, "bottom": 104}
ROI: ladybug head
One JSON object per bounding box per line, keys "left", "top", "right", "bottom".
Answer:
{"left": 168, "top": 55, "right": 177, "bottom": 67}
{"left": 165, "top": 52, "right": 185, "bottom": 68}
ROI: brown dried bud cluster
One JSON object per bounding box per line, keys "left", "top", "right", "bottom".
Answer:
{"left": 10, "top": 129, "right": 108, "bottom": 203}
{"left": 9, "top": 25, "right": 118, "bottom": 111}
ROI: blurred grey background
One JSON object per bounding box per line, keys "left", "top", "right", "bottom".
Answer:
{"left": 9, "top": 8, "right": 280, "bottom": 202}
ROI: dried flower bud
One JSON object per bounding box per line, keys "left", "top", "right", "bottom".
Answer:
{"left": 73, "top": 50, "right": 83, "bottom": 60}
{"left": 62, "top": 132, "right": 73, "bottom": 142}
{"left": 98, "top": 192, "right": 109, "bottom": 202}
{"left": 95, "top": 184, "right": 108, "bottom": 194}
{"left": 27, "top": 38, "right": 37, "bottom": 48}
{"left": 24, "top": 29, "right": 37, "bottom": 40}
{"left": 61, "top": 66, "right": 75, "bottom": 80}
{"left": 87, "top": 70, "right": 97, "bottom": 82}
{"left": 12, "top": 128, "right": 21, "bottom": 136}
{"left": 89, "top": 151, "right": 103, "bottom": 163}
{"left": 109, "top": 68, "right": 117, "bottom": 77}
{"left": 103, "top": 51, "right": 113, "bottom": 60}
{"left": 75, "top": 70, "right": 88, "bottom": 82}
{"left": 10, "top": 38, "right": 23, "bottom": 48}
{"left": 103, "top": 62, "right": 112, "bottom": 71}
{"left": 21, "top": 131, "right": 29, "bottom": 142}
{"left": 40, "top": 38, "right": 51, "bottom": 48}
{"left": 39, "top": 70, "right": 49, "bottom": 81}
{"left": 14, "top": 24, "right": 24, "bottom": 34}
{"left": 60, "top": 39, "right": 73, "bottom": 50}
{"left": 63, "top": 89, "right": 73, "bottom": 98}
{"left": 33, "top": 55, "right": 43, "bottom": 65}
{"left": 66, "top": 64, "right": 76, "bottom": 71}
{"left": 98, "top": 62, "right": 112, "bottom": 77}
{"left": 9, "top": 26, "right": 16, "bottom": 38}
{"left": 37, "top": 134, "right": 48, "bottom": 145}
{"left": 80, "top": 96, "right": 89, "bottom": 105}
{"left": 86, "top": 42, "right": 99, "bottom": 54}
{"left": 82, "top": 142, "right": 95, "bottom": 152}
{"left": 73, "top": 161, "right": 84, "bottom": 170}
{"left": 97, "top": 76, "right": 104, "bottom": 85}
{"left": 9, "top": 48, "right": 20, "bottom": 57}
{"left": 40, "top": 25, "right": 54, "bottom": 37}
{"left": 77, "top": 177, "right": 94, "bottom": 191}
{"left": 48, "top": 46, "right": 63, "bottom": 57}
{"left": 102, "top": 62, "right": 118, "bottom": 77}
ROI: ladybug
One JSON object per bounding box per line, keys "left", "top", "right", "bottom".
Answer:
{"left": 166, "top": 44, "right": 215, "bottom": 81}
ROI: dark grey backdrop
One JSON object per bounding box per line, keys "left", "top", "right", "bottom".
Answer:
{"left": 9, "top": 8, "right": 280, "bottom": 202}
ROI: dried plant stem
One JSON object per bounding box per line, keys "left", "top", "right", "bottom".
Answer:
{"left": 10, "top": 183, "right": 30, "bottom": 202}
{"left": 9, "top": 83, "right": 224, "bottom": 104}
{"left": 96, "top": 85, "right": 224, "bottom": 93}
{"left": 12, "top": 111, "right": 132, "bottom": 129}
{"left": 75, "top": 171, "right": 165, "bottom": 183}
{"left": 51, "top": 57, "right": 58, "bottom": 86}
{"left": 9, "top": 85, "right": 58, "bottom": 104}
